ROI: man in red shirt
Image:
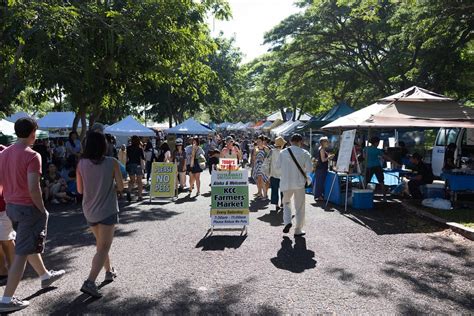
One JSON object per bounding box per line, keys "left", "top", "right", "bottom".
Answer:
{"left": 0, "top": 118, "right": 66, "bottom": 313}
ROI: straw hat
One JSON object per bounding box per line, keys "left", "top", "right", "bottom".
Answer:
{"left": 274, "top": 136, "right": 287, "bottom": 148}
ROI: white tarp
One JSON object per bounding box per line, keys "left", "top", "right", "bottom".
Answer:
{"left": 104, "top": 116, "right": 155, "bottom": 137}
{"left": 0, "top": 119, "right": 49, "bottom": 141}
{"left": 166, "top": 118, "right": 213, "bottom": 135}
{"left": 271, "top": 120, "right": 302, "bottom": 136}
{"left": 323, "top": 86, "right": 474, "bottom": 130}
{"left": 6, "top": 111, "right": 32, "bottom": 122}
{"left": 266, "top": 108, "right": 312, "bottom": 122}
{"left": 37, "top": 112, "right": 84, "bottom": 129}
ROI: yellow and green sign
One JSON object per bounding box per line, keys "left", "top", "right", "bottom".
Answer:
{"left": 150, "top": 162, "right": 177, "bottom": 198}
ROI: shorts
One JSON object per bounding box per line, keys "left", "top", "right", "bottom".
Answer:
{"left": 366, "top": 166, "right": 384, "bottom": 184}
{"left": 127, "top": 163, "right": 143, "bottom": 176}
{"left": 0, "top": 211, "right": 16, "bottom": 241}
{"left": 87, "top": 213, "right": 119, "bottom": 226}
{"left": 6, "top": 204, "right": 48, "bottom": 255}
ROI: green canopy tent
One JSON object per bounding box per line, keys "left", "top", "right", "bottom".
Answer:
{"left": 297, "top": 103, "right": 355, "bottom": 133}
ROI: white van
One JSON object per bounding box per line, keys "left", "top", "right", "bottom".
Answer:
{"left": 431, "top": 128, "right": 474, "bottom": 176}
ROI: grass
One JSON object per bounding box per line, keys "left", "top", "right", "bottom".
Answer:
{"left": 423, "top": 207, "right": 474, "bottom": 228}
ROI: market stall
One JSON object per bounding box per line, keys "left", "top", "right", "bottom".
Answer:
{"left": 165, "top": 118, "right": 214, "bottom": 135}
{"left": 320, "top": 86, "right": 474, "bottom": 204}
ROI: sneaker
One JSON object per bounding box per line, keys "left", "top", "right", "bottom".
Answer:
{"left": 104, "top": 267, "right": 117, "bottom": 282}
{"left": 283, "top": 223, "right": 292, "bottom": 233}
{"left": 41, "top": 269, "right": 66, "bottom": 289}
{"left": 0, "top": 297, "right": 30, "bottom": 312}
{"left": 80, "top": 280, "right": 102, "bottom": 298}
{"left": 294, "top": 231, "right": 306, "bottom": 237}
{"left": 51, "top": 199, "right": 60, "bottom": 204}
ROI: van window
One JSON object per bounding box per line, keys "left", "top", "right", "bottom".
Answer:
{"left": 436, "top": 128, "right": 460, "bottom": 146}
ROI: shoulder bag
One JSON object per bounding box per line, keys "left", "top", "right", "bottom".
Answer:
{"left": 288, "top": 148, "right": 312, "bottom": 188}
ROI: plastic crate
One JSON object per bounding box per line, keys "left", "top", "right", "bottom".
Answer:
{"left": 422, "top": 183, "right": 445, "bottom": 199}
{"left": 352, "top": 189, "right": 374, "bottom": 209}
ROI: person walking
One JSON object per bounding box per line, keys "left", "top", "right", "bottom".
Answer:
{"left": 144, "top": 140, "right": 157, "bottom": 183}
{"left": 220, "top": 136, "right": 242, "bottom": 162}
{"left": 267, "top": 136, "right": 286, "bottom": 212}
{"left": 253, "top": 135, "right": 270, "bottom": 199}
{"left": 65, "top": 131, "right": 82, "bottom": 167}
{"left": 277, "top": 134, "right": 312, "bottom": 237}
{"left": 0, "top": 118, "right": 66, "bottom": 313}
{"left": 189, "top": 136, "right": 205, "bottom": 196}
{"left": 313, "top": 136, "right": 334, "bottom": 201}
{"left": 77, "top": 132, "right": 124, "bottom": 298}
{"left": 126, "top": 136, "right": 145, "bottom": 202}
{"left": 156, "top": 142, "right": 171, "bottom": 163}
{"left": 0, "top": 145, "right": 15, "bottom": 282}
{"left": 117, "top": 144, "right": 127, "bottom": 167}
{"left": 173, "top": 138, "right": 187, "bottom": 192}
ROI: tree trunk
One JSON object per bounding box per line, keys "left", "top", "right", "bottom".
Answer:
{"left": 80, "top": 112, "right": 87, "bottom": 140}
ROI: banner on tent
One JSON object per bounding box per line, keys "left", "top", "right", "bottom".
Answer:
{"left": 210, "top": 169, "right": 249, "bottom": 226}
{"left": 150, "top": 162, "right": 177, "bottom": 198}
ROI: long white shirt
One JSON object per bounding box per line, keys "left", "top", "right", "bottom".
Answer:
{"left": 277, "top": 145, "right": 312, "bottom": 191}
{"left": 269, "top": 148, "right": 282, "bottom": 178}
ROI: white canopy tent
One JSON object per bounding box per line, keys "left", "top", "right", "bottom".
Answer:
{"left": 270, "top": 120, "right": 302, "bottom": 136}
{"left": 266, "top": 108, "right": 312, "bottom": 122}
{"left": 166, "top": 118, "right": 214, "bottom": 135}
{"left": 322, "top": 86, "right": 474, "bottom": 130}
{"left": 37, "top": 112, "right": 85, "bottom": 129}
{"left": 104, "top": 116, "right": 155, "bottom": 137}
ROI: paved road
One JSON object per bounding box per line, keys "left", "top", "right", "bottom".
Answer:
{"left": 4, "top": 171, "right": 473, "bottom": 314}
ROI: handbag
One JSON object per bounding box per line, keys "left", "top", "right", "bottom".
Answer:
{"left": 288, "top": 148, "right": 312, "bottom": 188}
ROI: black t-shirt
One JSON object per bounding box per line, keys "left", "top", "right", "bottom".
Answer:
{"left": 127, "top": 146, "right": 144, "bottom": 164}
{"left": 414, "top": 161, "right": 434, "bottom": 184}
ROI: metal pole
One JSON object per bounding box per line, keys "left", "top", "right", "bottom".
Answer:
{"left": 310, "top": 128, "right": 313, "bottom": 155}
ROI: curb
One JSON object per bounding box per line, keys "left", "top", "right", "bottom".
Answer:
{"left": 402, "top": 202, "right": 474, "bottom": 241}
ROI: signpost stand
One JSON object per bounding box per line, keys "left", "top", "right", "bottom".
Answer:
{"left": 149, "top": 162, "right": 178, "bottom": 203}
{"left": 324, "top": 129, "right": 364, "bottom": 212}
{"left": 209, "top": 163, "right": 249, "bottom": 236}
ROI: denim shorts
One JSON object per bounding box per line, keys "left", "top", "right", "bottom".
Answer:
{"left": 87, "top": 213, "right": 119, "bottom": 227}
{"left": 127, "top": 163, "right": 143, "bottom": 176}
{"left": 6, "top": 204, "right": 48, "bottom": 255}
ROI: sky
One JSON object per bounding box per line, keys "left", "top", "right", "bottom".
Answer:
{"left": 210, "top": 0, "right": 301, "bottom": 63}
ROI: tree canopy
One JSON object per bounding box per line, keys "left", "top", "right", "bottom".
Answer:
{"left": 1, "top": 0, "right": 472, "bottom": 126}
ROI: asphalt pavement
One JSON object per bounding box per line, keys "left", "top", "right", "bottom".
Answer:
{"left": 3, "top": 170, "right": 473, "bottom": 314}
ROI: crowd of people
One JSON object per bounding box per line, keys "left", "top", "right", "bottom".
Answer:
{"left": 0, "top": 116, "right": 444, "bottom": 312}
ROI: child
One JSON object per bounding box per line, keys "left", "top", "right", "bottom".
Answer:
{"left": 0, "top": 187, "right": 15, "bottom": 282}
{"left": 208, "top": 149, "right": 220, "bottom": 175}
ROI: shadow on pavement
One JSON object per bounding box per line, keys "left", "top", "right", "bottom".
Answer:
{"left": 249, "top": 198, "right": 269, "bottom": 212}
{"left": 257, "top": 210, "right": 283, "bottom": 227}
{"left": 325, "top": 234, "right": 474, "bottom": 313}
{"left": 270, "top": 236, "right": 317, "bottom": 273}
{"left": 195, "top": 235, "right": 247, "bottom": 251}
{"left": 119, "top": 207, "right": 181, "bottom": 224}
{"left": 43, "top": 279, "right": 280, "bottom": 315}
{"left": 382, "top": 235, "right": 474, "bottom": 312}
{"left": 332, "top": 200, "right": 444, "bottom": 235}
{"left": 174, "top": 194, "right": 197, "bottom": 204}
